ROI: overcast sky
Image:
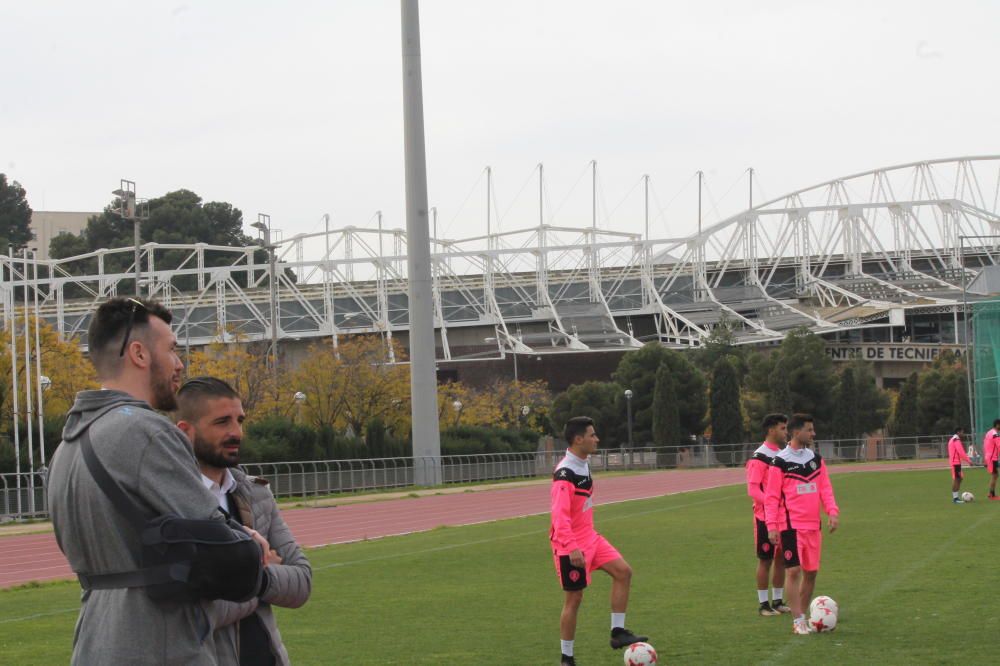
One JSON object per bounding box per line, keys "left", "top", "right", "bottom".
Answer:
{"left": 3, "top": 1, "right": 998, "bottom": 246}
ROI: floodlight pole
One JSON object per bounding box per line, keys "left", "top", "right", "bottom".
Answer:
{"left": 960, "top": 237, "right": 974, "bottom": 440}
{"left": 253, "top": 214, "right": 279, "bottom": 372}
{"left": 401, "top": 0, "right": 441, "bottom": 485}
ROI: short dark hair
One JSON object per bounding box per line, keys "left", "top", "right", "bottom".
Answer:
{"left": 87, "top": 297, "right": 172, "bottom": 378}
{"left": 176, "top": 376, "right": 241, "bottom": 422}
{"left": 761, "top": 413, "right": 788, "bottom": 433}
{"left": 993, "top": 419, "right": 1000, "bottom": 429}
{"left": 955, "top": 425, "right": 965, "bottom": 434}
{"left": 787, "top": 413, "right": 814, "bottom": 434}
{"left": 564, "top": 416, "right": 595, "bottom": 446}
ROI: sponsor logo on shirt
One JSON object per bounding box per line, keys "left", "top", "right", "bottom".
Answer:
{"left": 583, "top": 497, "right": 594, "bottom": 512}
{"left": 796, "top": 482, "right": 817, "bottom": 495}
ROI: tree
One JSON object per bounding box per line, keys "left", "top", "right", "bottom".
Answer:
{"left": 831, "top": 365, "right": 861, "bottom": 440}
{"left": 850, "top": 361, "right": 890, "bottom": 435}
{"left": 692, "top": 315, "right": 748, "bottom": 379}
{"left": 742, "top": 350, "right": 776, "bottom": 436}
{"left": 710, "top": 356, "right": 743, "bottom": 464}
{"left": 0, "top": 318, "right": 99, "bottom": 472}
{"left": 890, "top": 372, "right": 920, "bottom": 438}
{"left": 186, "top": 334, "right": 282, "bottom": 419}
{"left": 49, "top": 188, "right": 267, "bottom": 292}
{"left": 954, "top": 374, "right": 971, "bottom": 433}
{"left": 916, "top": 368, "right": 960, "bottom": 435}
{"left": 766, "top": 328, "right": 835, "bottom": 427}
{"left": 651, "top": 363, "right": 680, "bottom": 448}
{"left": 0, "top": 174, "right": 34, "bottom": 252}
{"left": 613, "top": 345, "right": 706, "bottom": 444}
{"left": 550, "top": 381, "right": 622, "bottom": 446}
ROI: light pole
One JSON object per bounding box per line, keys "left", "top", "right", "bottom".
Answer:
{"left": 294, "top": 391, "right": 306, "bottom": 424}
{"left": 252, "top": 214, "right": 279, "bottom": 371}
{"left": 112, "top": 180, "right": 146, "bottom": 296}
{"left": 624, "top": 389, "right": 634, "bottom": 449}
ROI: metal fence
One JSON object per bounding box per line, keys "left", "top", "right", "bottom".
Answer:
{"left": 0, "top": 471, "right": 49, "bottom": 522}
{"left": 1, "top": 434, "right": 963, "bottom": 522}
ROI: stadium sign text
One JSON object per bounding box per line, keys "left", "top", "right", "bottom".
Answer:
{"left": 824, "top": 343, "right": 964, "bottom": 362}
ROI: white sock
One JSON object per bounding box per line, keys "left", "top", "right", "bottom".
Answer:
{"left": 796, "top": 613, "right": 806, "bottom": 624}
{"left": 773, "top": 587, "right": 784, "bottom": 601}
{"left": 561, "top": 640, "right": 574, "bottom": 656}
{"left": 757, "top": 589, "right": 769, "bottom": 603}
{"left": 953, "top": 491, "right": 959, "bottom": 499}
{"left": 611, "top": 612, "right": 626, "bottom": 630}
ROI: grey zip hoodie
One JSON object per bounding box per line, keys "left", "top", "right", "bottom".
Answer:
{"left": 49, "top": 390, "right": 234, "bottom": 665}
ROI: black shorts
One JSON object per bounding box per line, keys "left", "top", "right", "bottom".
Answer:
{"left": 755, "top": 518, "right": 776, "bottom": 561}
{"left": 989, "top": 460, "right": 999, "bottom": 475}
{"left": 557, "top": 555, "right": 588, "bottom": 591}
{"left": 952, "top": 464, "right": 963, "bottom": 480}
{"left": 779, "top": 529, "right": 801, "bottom": 568}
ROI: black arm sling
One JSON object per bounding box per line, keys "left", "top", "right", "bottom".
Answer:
{"left": 74, "top": 427, "right": 262, "bottom": 603}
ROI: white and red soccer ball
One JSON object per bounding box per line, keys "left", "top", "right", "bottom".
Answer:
{"left": 808, "top": 595, "right": 839, "bottom": 633}
{"left": 623, "top": 641, "right": 658, "bottom": 665}
{"left": 962, "top": 491, "right": 975, "bottom": 502}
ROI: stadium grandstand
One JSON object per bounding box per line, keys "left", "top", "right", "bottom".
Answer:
{"left": 5, "top": 156, "right": 1000, "bottom": 388}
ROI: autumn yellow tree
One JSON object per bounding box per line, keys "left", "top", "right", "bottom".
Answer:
{"left": 186, "top": 333, "right": 284, "bottom": 419}
{"left": 0, "top": 317, "right": 98, "bottom": 430}
{"left": 439, "top": 379, "right": 551, "bottom": 433}
{"left": 287, "top": 335, "right": 410, "bottom": 437}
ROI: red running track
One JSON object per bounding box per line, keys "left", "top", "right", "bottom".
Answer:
{"left": 0, "top": 461, "right": 942, "bottom": 588}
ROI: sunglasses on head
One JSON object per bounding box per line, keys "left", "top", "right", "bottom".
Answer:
{"left": 118, "top": 298, "right": 147, "bottom": 357}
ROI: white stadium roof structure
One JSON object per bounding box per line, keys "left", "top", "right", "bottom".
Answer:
{"left": 5, "top": 155, "right": 1000, "bottom": 360}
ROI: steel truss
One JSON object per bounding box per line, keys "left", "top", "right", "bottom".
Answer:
{"left": 4, "top": 156, "right": 1000, "bottom": 359}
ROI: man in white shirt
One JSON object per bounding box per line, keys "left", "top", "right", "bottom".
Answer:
{"left": 176, "top": 377, "right": 312, "bottom": 666}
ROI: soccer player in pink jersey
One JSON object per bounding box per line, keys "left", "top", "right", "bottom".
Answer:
{"left": 551, "top": 416, "right": 647, "bottom": 666}
{"left": 948, "top": 426, "right": 971, "bottom": 503}
{"left": 746, "top": 413, "right": 791, "bottom": 616}
{"left": 764, "top": 413, "right": 840, "bottom": 635}
{"left": 983, "top": 419, "right": 1000, "bottom": 500}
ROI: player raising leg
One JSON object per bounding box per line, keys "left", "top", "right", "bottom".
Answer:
{"left": 551, "top": 416, "right": 648, "bottom": 665}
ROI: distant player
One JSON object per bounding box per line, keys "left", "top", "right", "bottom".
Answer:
{"left": 764, "top": 413, "right": 840, "bottom": 635}
{"left": 551, "top": 416, "right": 647, "bottom": 666}
{"left": 746, "top": 413, "right": 791, "bottom": 616}
{"left": 949, "top": 426, "right": 971, "bottom": 503}
{"left": 983, "top": 419, "right": 1000, "bottom": 500}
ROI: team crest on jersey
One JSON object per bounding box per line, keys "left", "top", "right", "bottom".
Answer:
{"left": 809, "top": 461, "right": 817, "bottom": 470}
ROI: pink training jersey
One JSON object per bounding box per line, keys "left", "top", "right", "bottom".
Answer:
{"left": 550, "top": 449, "right": 598, "bottom": 555}
{"left": 746, "top": 440, "right": 781, "bottom": 521}
{"left": 983, "top": 429, "right": 999, "bottom": 463}
{"left": 764, "top": 446, "right": 839, "bottom": 532}
{"left": 948, "top": 434, "right": 971, "bottom": 465}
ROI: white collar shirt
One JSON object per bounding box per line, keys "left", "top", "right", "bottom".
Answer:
{"left": 201, "top": 469, "right": 237, "bottom": 514}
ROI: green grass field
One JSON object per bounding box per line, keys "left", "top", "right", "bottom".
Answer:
{"left": 2, "top": 469, "right": 997, "bottom": 665}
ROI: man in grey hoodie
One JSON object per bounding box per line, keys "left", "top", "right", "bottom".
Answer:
{"left": 176, "top": 377, "right": 312, "bottom": 666}
{"left": 48, "top": 297, "right": 267, "bottom": 665}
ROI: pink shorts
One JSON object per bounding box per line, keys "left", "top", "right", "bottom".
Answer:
{"left": 792, "top": 529, "right": 822, "bottom": 572}
{"left": 553, "top": 534, "right": 622, "bottom": 589}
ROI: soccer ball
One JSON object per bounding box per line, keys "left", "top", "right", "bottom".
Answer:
{"left": 809, "top": 595, "right": 839, "bottom": 616}
{"left": 623, "top": 641, "right": 658, "bottom": 665}
{"left": 808, "top": 596, "right": 839, "bottom": 633}
{"left": 962, "top": 491, "right": 975, "bottom": 502}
